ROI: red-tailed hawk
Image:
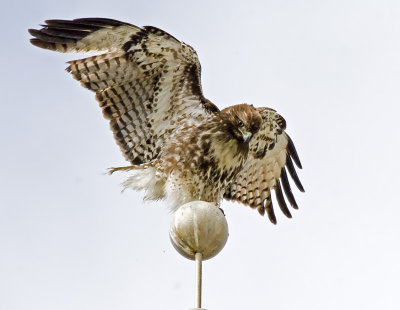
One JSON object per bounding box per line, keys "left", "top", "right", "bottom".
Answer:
{"left": 29, "top": 18, "right": 304, "bottom": 224}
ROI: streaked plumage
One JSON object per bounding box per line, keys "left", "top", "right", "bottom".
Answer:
{"left": 29, "top": 18, "right": 304, "bottom": 224}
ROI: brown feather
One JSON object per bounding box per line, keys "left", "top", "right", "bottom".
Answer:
{"left": 274, "top": 180, "right": 292, "bottom": 218}
{"left": 286, "top": 155, "right": 305, "bottom": 192}
{"left": 280, "top": 167, "right": 299, "bottom": 209}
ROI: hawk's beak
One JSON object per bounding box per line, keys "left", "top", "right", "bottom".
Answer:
{"left": 241, "top": 131, "right": 252, "bottom": 143}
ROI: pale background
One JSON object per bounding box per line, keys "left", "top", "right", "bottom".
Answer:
{"left": 1, "top": 0, "right": 400, "bottom": 309}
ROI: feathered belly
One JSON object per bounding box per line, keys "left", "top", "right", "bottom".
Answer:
{"left": 164, "top": 148, "right": 246, "bottom": 209}
{"left": 165, "top": 168, "right": 233, "bottom": 211}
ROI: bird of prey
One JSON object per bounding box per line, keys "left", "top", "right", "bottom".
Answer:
{"left": 29, "top": 18, "right": 304, "bottom": 224}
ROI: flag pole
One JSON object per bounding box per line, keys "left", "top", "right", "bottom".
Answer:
{"left": 195, "top": 252, "right": 203, "bottom": 308}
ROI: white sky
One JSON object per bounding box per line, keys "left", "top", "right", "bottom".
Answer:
{"left": 1, "top": 0, "right": 400, "bottom": 309}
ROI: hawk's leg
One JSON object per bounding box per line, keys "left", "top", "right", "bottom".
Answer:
{"left": 108, "top": 160, "right": 159, "bottom": 174}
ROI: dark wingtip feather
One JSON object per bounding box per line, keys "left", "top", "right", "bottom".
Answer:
{"left": 265, "top": 200, "right": 277, "bottom": 224}
{"left": 72, "top": 17, "right": 129, "bottom": 27}
{"left": 29, "top": 18, "right": 131, "bottom": 50}
{"left": 44, "top": 18, "right": 130, "bottom": 29}
{"left": 44, "top": 19, "right": 102, "bottom": 31}
{"left": 29, "top": 38, "right": 56, "bottom": 50}
{"left": 275, "top": 181, "right": 292, "bottom": 218}
{"left": 280, "top": 167, "right": 299, "bottom": 209}
{"left": 286, "top": 155, "right": 305, "bottom": 192}
{"left": 40, "top": 27, "right": 91, "bottom": 39}
{"left": 287, "top": 134, "right": 302, "bottom": 169}
{"left": 28, "top": 27, "right": 75, "bottom": 45}
{"left": 28, "top": 28, "right": 37, "bottom": 36}
{"left": 257, "top": 205, "right": 265, "bottom": 216}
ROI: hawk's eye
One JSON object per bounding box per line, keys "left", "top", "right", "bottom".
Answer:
{"left": 237, "top": 120, "right": 244, "bottom": 127}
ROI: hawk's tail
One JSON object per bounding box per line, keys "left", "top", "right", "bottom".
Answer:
{"left": 124, "top": 167, "right": 166, "bottom": 201}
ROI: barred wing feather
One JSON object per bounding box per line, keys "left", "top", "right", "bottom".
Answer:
{"left": 29, "top": 18, "right": 218, "bottom": 164}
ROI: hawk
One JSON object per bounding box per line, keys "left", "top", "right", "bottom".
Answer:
{"left": 29, "top": 18, "right": 304, "bottom": 224}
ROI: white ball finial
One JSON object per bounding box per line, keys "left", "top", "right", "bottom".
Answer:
{"left": 169, "top": 201, "right": 229, "bottom": 260}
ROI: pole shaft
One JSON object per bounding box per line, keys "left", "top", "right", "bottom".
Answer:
{"left": 195, "top": 252, "right": 202, "bottom": 308}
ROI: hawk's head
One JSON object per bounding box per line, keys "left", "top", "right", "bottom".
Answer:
{"left": 218, "top": 104, "right": 262, "bottom": 145}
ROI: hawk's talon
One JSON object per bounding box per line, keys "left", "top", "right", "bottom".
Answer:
{"left": 108, "top": 165, "right": 136, "bottom": 175}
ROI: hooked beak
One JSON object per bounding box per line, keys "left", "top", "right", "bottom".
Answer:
{"left": 240, "top": 130, "right": 253, "bottom": 143}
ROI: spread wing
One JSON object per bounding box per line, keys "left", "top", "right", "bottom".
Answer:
{"left": 29, "top": 18, "right": 219, "bottom": 164}
{"left": 224, "top": 108, "right": 304, "bottom": 224}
